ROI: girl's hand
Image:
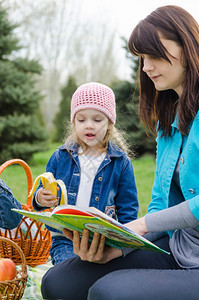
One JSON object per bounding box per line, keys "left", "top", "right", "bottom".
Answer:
{"left": 36, "top": 188, "right": 58, "bottom": 207}
{"left": 125, "top": 216, "right": 148, "bottom": 236}
{"left": 63, "top": 228, "right": 122, "bottom": 264}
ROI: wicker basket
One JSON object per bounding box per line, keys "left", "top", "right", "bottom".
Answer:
{"left": 0, "top": 159, "right": 51, "bottom": 267}
{"left": 0, "top": 236, "right": 28, "bottom": 300}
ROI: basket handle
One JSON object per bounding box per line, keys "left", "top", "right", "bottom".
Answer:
{"left": 0, "top": 159, "right": 33, "bottom": 209}
{"left": 0, "top": 236, "right": 27, "bottom": 273}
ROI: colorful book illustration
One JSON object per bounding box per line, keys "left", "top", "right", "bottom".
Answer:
{"left": 13, "top": 205, "right": 169, "bottom": 255}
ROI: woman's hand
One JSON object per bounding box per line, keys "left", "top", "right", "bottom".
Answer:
{"left": 125, "top": 216, "right": 148, "bottom": 236}
{"left": 63, "top": 228, "right": 122, "bottom": 264}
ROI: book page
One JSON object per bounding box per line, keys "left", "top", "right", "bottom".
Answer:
{"left": 12, "top": 208, "right": 170, "bottom": 254}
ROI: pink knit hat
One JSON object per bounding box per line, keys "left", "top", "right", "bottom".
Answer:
{"left": 71, "top": 82, "right": 116, "bottom": 124}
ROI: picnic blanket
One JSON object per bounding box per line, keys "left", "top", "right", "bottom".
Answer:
{"left": 22, "top": 260, "right": 53, "bottom": 299}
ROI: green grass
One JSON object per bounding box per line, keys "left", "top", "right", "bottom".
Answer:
{"left": 0, "top": 144, "right": 156, "bottom": 217}
{"left": 133, "top": 155, "right": 156, "bottom": 217}
{"left": 0, "top": 143, "right": 61, "bottom": 204}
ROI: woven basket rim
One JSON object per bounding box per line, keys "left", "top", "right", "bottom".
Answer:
{"left": 0, "top": 159, "right": 33, "bottom": 208}
{"left": 0, "top": 237, "right": 28, "bottom": 299}
{"left": 0, "top": 159, "right": 51, "bottom": 267}
{"left": 0, "top": 236, "right": 27, "bottom": 276}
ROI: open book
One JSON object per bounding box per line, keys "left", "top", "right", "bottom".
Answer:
{"left": 13, "top": 205, "right": 169, "bottom": 255}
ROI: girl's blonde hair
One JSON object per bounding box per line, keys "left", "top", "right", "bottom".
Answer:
{"left": 64, "top": 120, "right": 132, "bottom": 157}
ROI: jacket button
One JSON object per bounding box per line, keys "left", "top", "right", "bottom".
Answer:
{"left": 189, "top": 188, "right": 195, "bottom": 194}
{"left": 180, "top": 157, "right": 184, "bottom": 164}
{"left": 95, "top": 197, "right": 99, "bottom": 201}
{"left": 98, "top": 177, "right": 102, "bottom": 181}
{"left": 69, "top": 192, "right": 76, "bottom": 196}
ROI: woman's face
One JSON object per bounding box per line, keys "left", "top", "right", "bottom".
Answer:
{"left": 142, "top": 34, "right": 187, "bottom": 97}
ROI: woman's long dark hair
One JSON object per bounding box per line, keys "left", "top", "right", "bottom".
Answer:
{"left": 128, "top": 5, "right": 199, "bottom": 136}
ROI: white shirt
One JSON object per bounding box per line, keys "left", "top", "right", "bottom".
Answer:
{"left": 75, "top": 149, "right": 106, "bottom": 207}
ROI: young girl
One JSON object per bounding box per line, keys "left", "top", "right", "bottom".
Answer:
{"left": 41, "top": 6, "right": 199, "bottom": 300}
{"left": 33, "top": 82, "right": 138, "bottom": 265}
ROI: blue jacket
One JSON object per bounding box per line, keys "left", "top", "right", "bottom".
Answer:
{"left": 0, "top": 179, "right": 22, "bottom": 229}
{"left": 33, "top": 142, "right": 139, "bottom": 231}
{"left": 148, "top": 111, "right": 199, "bottom": 224}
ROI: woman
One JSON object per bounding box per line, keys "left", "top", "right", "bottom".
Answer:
{"left": 41, "top": 5, "right": 199, "bottom": 300}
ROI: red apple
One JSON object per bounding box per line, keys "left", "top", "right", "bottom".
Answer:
{"left": 0, "top": 258, "right": 17, "bottom": 281}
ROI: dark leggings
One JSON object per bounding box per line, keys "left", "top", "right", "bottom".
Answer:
{"left": 41, "top": 236, "right": 198, "bottom": 300}
{"left": 88, "top": 268, "right": 199, "bottom": 300}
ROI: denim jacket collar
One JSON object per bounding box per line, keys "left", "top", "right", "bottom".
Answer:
{"left": 58, "top": 141, "right": 125, "bottom": 158}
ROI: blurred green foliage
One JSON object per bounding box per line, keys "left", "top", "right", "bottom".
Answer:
{"left": 0, "top": 3, "right": 48, "bottom": 163}
{"left": 53, "top": 76, "right": 77, "bottom": 143}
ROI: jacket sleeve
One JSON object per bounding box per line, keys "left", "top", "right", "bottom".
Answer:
{"left": 148, "top": 169, "right": 167, "bottom": 214}
{"left": 115, "top": 156, "right": 139, "bottom": 224}
{"left": 146, "top": 200, "right": 199, "bottom": 232}
{"left": 188, "top": 195, "right": 199, "bottom": 223}
{"left": 148, "top": 131, "right": 167, "bottom": 214}
{"left": 0, "top": 180, "right": 22, "bottom": 229}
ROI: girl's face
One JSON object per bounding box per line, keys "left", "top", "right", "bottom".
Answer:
{"left": 142, "top": 34, "right": 187, "bottom": 97}
{"left": 74, "top": 109, "right": 109, "bottom": 152}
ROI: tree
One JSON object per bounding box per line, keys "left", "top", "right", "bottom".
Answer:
{"left": 53, "top": 76, "right": 77, "bottom": 143}
{"left": 3, "top": 0, "right": 121, "bottom": 131}
{"left": 0, "top": 3, "right": 48, "bottom": 163}
{"left": 112, "top": 39, "right": 156, "bottom": 157}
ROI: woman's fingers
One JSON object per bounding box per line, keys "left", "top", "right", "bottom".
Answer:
{"left": 65, "top": 229, "right": 119, "bottom": 264}
{"left": 63, "top": 228, "right": 74, "bottom": 241}
{"left": 73, "top": 229, "right": 83, "bottom": 255}
{"left": 64, "top": 229, "right": 122, "bottom": 264}
{"left": 72, "top": 230, "right": 103, "bottom": 261}
{"left": 80, "top": 229, "right": 90, "bottom": 252}
{"left": 73, "top": 229, "right": 90, "bottom": 260}
{"left": 89, "top": 232, "right": 101, "bottom": 256}
{"left": 95, "top": 235, "right": 106, "bottom": 259}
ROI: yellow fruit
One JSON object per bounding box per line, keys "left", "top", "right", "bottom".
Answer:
{"left": 29, "top": 172, "right": 67, "bottom": 205}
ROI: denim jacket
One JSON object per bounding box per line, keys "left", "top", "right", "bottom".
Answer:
{"left": 148, "top": 111, "right": 199, "bottom": 222}
{"left": 0, "top": 179, "right": 22, "bottom": 229}
{"left": 33, "top": 141, "right": 138, "bottom": 228}
{"left": 33, "top": 142, "right": 138, "bottom": 264}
